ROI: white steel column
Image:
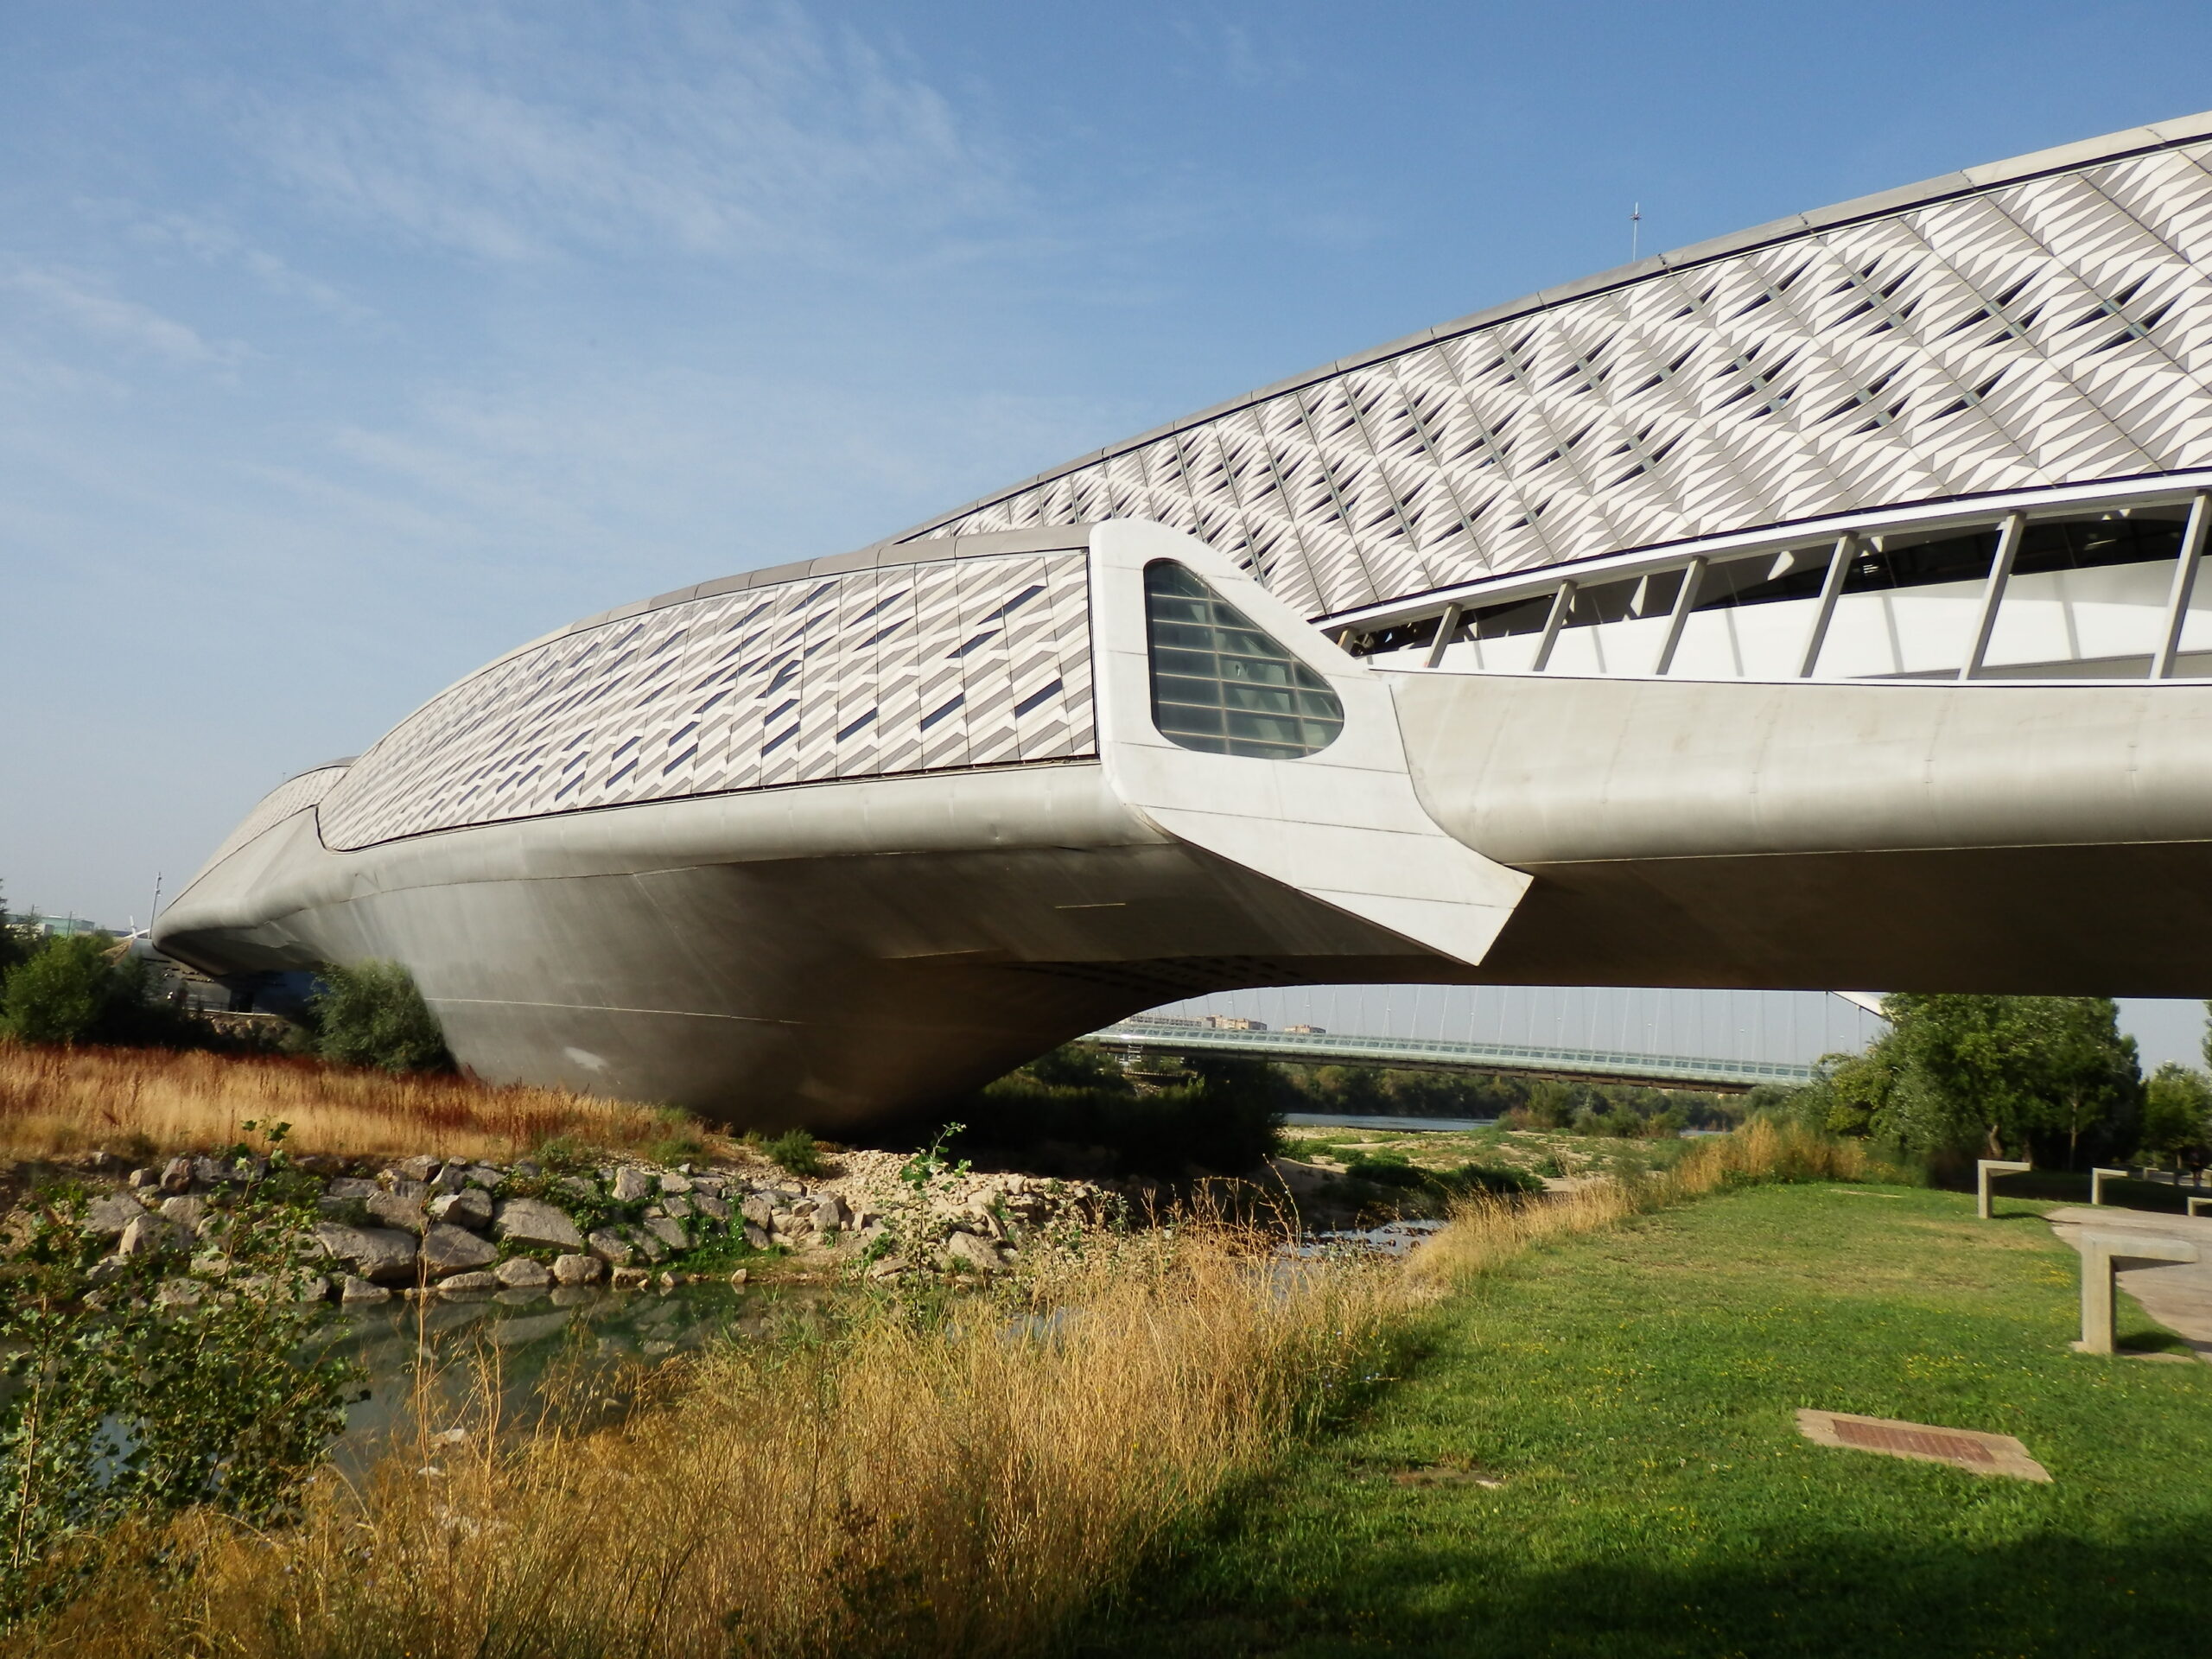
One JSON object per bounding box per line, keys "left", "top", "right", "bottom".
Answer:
{"left": 1424, "top": 603, "right": 1462, "bottom": 668}
{"left": 1529, "top": 581, "right": 1576, "bottom": 671}
{"left": 1652, "top": 557, "right": 1706, "bottom": 676}
{"left": 1960, "top": 512, "right": 2025, "bottom": 681}
{"left": 1796, "top": 533, "right": 1856, "bottom": 679}
{"left": 2151, "top": 492, "right": 2211, "bottom": 678}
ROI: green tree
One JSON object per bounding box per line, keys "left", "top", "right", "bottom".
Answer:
{"left": 1859, "top": 995, "right": 2140, "bottom": 1164}
{"left": 2140, "top": 1061, "right": 2212, "bottom": 1167}
{"left": 1, "top": 935, "right": 121, "bottom": 1044}
{"left": 0, "top": 881, "right": 28, "bottom": 987}
{"left": 310, "top": 959, "right": 454, "bottom": 1072}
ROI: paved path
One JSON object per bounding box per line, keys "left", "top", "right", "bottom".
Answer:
{"left": 2045, "top": 1206, "right": 2212, "bottom": 1363}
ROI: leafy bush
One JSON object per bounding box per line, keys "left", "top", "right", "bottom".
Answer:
{"left": 310, "top": 959, "right": 454, "bottom": 1072}
{"left": 1, "top": 934, "right": 116, "bottom": 1043}
{"left": 766, "top": 1128, "right": 824, "bottom": 1178}
{"left": 0, "top": 1126, "right": 360, "bottom": 1624}
{"left": 1343, "top": 1153, "right": 1540, "bottom": 1199}
{"left": 1343, "top": 1153, "right": 1425, "bottom": 1189}
{"left": 0, "top": 934, "right": 201, "bottom": 1048}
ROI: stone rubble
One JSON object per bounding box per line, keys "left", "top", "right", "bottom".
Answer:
{"left": 31, "top": 1144, "right": 1122, "bottom": 1310}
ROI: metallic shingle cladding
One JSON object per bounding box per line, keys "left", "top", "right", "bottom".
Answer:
{"left": 911, "top": 137, "right": 2212, "bottom": 619}
{"left": 316, "top": 550, "right": 1094, "bottom": 850}
{"left": 202, "top": 766, "right": 352, "bottom": 868}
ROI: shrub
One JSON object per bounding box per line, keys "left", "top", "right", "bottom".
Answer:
{"left": 311, "top": 960, "right": 454, "bottom": 1073}
{"left": 0, "top": 1128, "right": 360, "bottom": 1625}
{"left": 1, "top": 935, "right": 116, "bottom": 1043}
{"left": 765, "top": 1128, "right": 824, "bottom": 1178}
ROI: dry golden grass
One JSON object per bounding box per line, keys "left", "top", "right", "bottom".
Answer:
{"left": 1, "top": 1107, "right": 1884, "bottom": 1657}
{"left": 1406, "top": 1116, "right": 1888, "bottom": 1287}
{"left": 18, "top": 1224, "right": 1398, "bottom": 1659}
{"left": 0, "top": 1042, "right": 711, "bottom": 1165}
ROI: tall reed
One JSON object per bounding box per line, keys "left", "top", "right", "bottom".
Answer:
{"left": 0, "top": 1043, "right": 700, "bottom": 1164}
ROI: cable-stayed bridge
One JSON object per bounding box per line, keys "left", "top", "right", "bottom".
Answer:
{"left": 1084, "top": 986, "right": 1885, "bottom": 1092}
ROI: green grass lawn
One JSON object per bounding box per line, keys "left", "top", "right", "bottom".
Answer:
{"left": 1077, "top": 1183, "right": 2212, "bottom": 1657}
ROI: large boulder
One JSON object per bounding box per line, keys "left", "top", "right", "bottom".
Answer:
{"left": 585, "top": 1229, "right": 636, "bottom": 1267}
{"left": 493, "top": 1197, "right": 584, "bottom": 1250}
{"left": 641, "top": 1215, "right": 688, "bottom": 1252}
{"left": 419, "top": 1223, "right": 499, "bottom": 1277}
{"left": 944, "top": 1230, "right": 1007, "bottom": 1274}
{"left": 552, "top": 1252, "right": 605, "bottom": 1285}
{"left": 611, "top": 1166, "right": 655, "bottom": 1203}
{"left": 119, "top": 1213, "right": 182, "bottom": 1257}
{"left": 366, "top": 1192, "right": 427, "bottom": 1232}
{"left": 429, "top": 1188, "right": 494, "bottom": 1231}
{"left": 495, "top": 1257, "right": 551, "bottom": 1289}
{"left": 83, "top": 1192, "right": 149, "bottom": 1238}
{"left": 313, "top": 1223, "right": 418, "bottom": 1285}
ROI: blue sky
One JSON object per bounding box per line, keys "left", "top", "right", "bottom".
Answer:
{"left": 7, "top": 1, "right": 2212, "bottom": 1062}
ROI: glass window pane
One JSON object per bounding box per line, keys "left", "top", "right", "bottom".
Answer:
{"left": 1144, "top": 562, "right": 1345, "bottom": 759}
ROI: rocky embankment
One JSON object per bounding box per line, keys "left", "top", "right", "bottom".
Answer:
{"left": 62, "top": 1147, "right": 1119, "bottom": 1305}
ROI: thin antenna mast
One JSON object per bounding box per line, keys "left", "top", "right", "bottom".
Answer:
{"left": 148, "top": 872, "right": 162, "bottom": 942}
{"left": 1630, "top": 201, "right": 1642, "bottom": 261}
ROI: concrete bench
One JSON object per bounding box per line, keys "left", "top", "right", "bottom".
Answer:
{"left": 1978, "top": 1159, "right": 2031, "bottom": 1219}
{"left": 2189, "top": 1196, "right": 2211, "bottom": 1218}
{"left": 2076, "top": 1230, "right": 2201, "bottom": 1354}
{"left": 2090, "top": 1166, "right": 2129, "bottom": 1205}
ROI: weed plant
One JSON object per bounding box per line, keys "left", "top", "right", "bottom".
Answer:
{"left": 0, "top": 1126, "right": 360, "bottom": 1625}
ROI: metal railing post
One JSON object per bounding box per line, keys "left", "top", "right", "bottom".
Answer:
{"left": 2151, "top": 491, "right": 2210, "bottom": 678}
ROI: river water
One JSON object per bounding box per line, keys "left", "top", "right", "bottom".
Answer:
{"left": 315, "top": 1278, "right": 827, "bottom": 1473}
{"left": 1283, "top": 1112, "right": 1501, "bottom": 1134}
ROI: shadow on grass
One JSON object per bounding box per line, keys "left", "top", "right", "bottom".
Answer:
{"left": 1075, "top": 1521, "right": 2212, "bottom": 1657}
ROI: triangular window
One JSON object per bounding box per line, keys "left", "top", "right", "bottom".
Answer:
{"left": 1142, "top": 561, "right": 1344, "bottom": 759}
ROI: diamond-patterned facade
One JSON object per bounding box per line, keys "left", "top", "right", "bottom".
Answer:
{"left": 908, "top": 137, "right": 2212, "bottom": 620}
{"left": 317, "top": 550, "right": 1094, "bottom": 850}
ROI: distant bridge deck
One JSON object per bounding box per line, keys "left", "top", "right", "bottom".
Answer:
{"left": 1081, "top": 1019, "right": 1821, "bottom": 1092}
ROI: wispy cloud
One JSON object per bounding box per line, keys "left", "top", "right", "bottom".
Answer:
{"left": 124, "top": 212, "right": 380, "bottom": 326}
{"left": 241, "top": 1, "right": 1019, "bottom": 266}
{"left": 9, "top": 265, "right": 246, "bottom": 367}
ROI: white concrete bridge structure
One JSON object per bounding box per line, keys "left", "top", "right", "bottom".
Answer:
{"left": 160, "top": 113, "right": 2212, "bottom": 1130}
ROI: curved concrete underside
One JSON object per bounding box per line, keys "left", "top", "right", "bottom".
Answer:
{"left": 160, "top": 525, "right": 2212, "bottom": 1124}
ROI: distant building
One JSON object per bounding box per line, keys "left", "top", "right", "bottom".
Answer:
{"left": 1282, "top": 1024, "right": 1326, "bottom": 1036}
{"left": 18, "top": 913, "right": 114, "bottom": 939}
{"left": 1205, "top": 1015, "right": 1269, "bottom": 1033}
